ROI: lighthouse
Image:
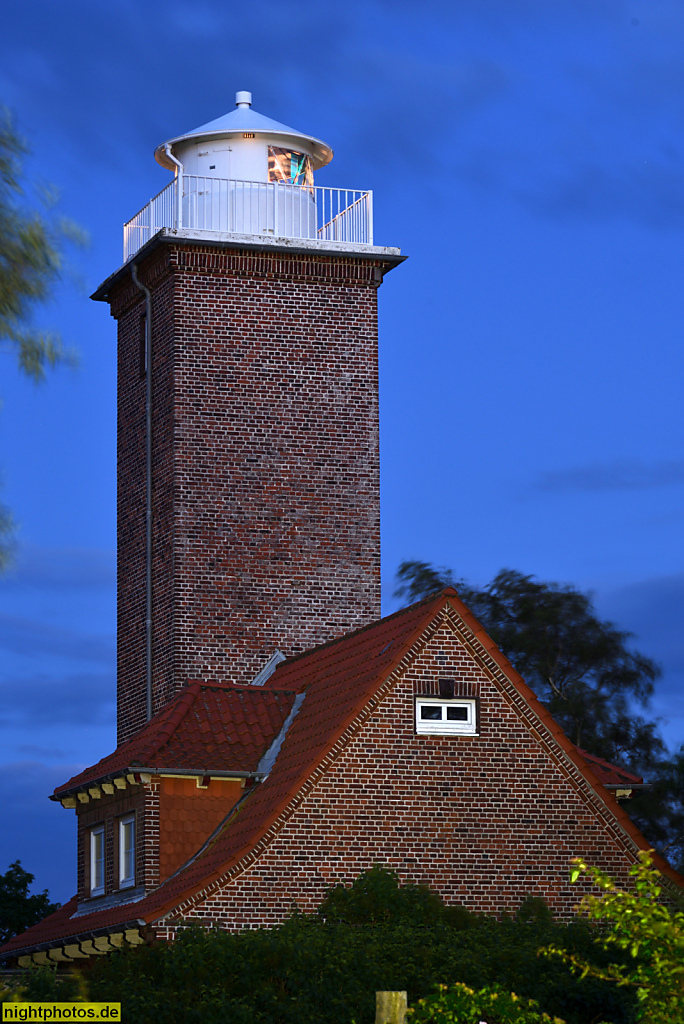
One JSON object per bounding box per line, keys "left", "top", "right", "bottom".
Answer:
{"left": 94, "top": 92, "right": 404, "bottom": 743}
{"left": 4, "top": 92, "right": 679, "bottom": 973}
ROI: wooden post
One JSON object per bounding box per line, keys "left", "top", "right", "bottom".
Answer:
{"left": 375, "top": 991, "right": 407, "bottom": 1024}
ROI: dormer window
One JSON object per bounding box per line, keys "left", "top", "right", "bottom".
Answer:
{"left": 90, "top": 826, "right": 105, "bottom": 896}
{"left": 119, "top": 814, "right": 136, "bottom": 888}
{"left": 415, "top": 696, "right": 478, "bottom": 736}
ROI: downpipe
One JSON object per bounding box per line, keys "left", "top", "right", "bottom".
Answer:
{"left": 130, "top": 261, "right": 153, "bottom": 722}
{"left": 164, "top": 143, "right": 184, "bottom": 230}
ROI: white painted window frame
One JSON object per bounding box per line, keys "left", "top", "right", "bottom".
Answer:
{"left": 90, "top": 826, "right": 105, "bottom": 896}
{"left": 119, "top": 814, "right": 136, "bottom": 889}
{"left": 415, "top": 696, "right": 478, "bottom": 736}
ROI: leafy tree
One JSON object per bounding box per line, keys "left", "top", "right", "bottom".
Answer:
{"left": 0, "top": 109, "right": 79, "bottom": 381}
{"left": 545, "top": 851, "right": 684, "bottom": 1023}
{"left": 318, "top": 863, "right": 448, "bottom": 926}
{"left": 0, "top": 860, "right": 60, "bottom": 945}
{"left": 0, "top": 108, "right": 83, "bottom": 566}
{"left": 628, "top": 750, "right": 684, "bottom": 878}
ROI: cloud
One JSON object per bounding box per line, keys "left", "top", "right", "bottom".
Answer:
{"left": 596, "top": 573, "right": 684, "bottom": 750}
{"left": 18, "top": 744, "right": 70, "bottom": 760}
{"left": 0, "top": 671, "right": 115, "bottom": 727}
{"left": 0, "top": 762, "right": 80, "bottom": 903}
{"left": 598, "top": 573, "right": 684, "bottom": 671}
{"left": 537, "top": 460, "right": 684, "bottom": 494}
{"left": 0, "top": 612, "right": 115, "bottom": 664}
{"left": 0, "top": 544, "right": 116, "bottom": 592}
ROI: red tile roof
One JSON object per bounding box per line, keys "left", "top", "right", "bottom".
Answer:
{"left": 3, "top": 589, "right": 680, "bottom": 959}
{"left": 54, "top": 683, "right": 297, "bottom": 796}
{"left": 575, "top": 747, "right": 643, "bottom": 787}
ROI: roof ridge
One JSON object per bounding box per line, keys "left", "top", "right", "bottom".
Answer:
{"left": 191, "top": 681, "right": 299, "bottom": 696}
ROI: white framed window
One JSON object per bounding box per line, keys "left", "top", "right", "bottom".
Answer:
{"left": 119, "top": 814, "right": 136, "bottom": 888}
{"left": 415, "top": 697, "right": 478, "bottom": 736}
{"left": 90, "top": 826, "right": 105, "bottom": 896}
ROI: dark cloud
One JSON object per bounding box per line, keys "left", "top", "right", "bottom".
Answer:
{"left": 0, "top": 762, "right": 79, "bottom": 903}
{"left": 0, "top": 613, "right": 115, "bottom": 664}
{"left": 537, "top": 460, "right": 684, "bottom": 494}
{"left": 596, "top": 573, "right": 684, "bottom": 750}
{"left": 598, "top": 573, "right": 684, "bottom": 672}
{"left": 0, "top": 672, "right": 115, "bottom": 727}
{"left": 18, "top": 744, "right": 70, "bottom": 760}
{"left": 515, "top": 157, "right": 684, "bottom": 228}
{"left": 0, "top": 545, "right": 115, "bottom": 592}
{"left": 3, "top": 0, "right": 682, "bottom": 230}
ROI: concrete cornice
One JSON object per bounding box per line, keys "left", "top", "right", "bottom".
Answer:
{"left": 91, "top": 227, "right": 406, "bottom": 302}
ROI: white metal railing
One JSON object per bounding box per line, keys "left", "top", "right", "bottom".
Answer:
{"left": 123, "top": 177, "right": 373, "bottom": 260}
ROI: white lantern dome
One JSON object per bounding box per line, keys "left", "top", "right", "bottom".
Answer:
{"left": 155, "top": 91, "right": 333, "bottom": 185}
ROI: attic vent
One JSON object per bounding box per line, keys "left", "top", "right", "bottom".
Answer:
{"left": 439, "top": 678, "right": 455, "bottom": 698}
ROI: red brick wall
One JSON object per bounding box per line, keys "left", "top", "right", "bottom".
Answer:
{"left": 109, "top": 243, "right": 388, "bottom": 743}
{"left": 158, "top": 776, "right": 244, "bottom": 882}
{"left": 155, "top": 615, "right": 640, "bottom": 929}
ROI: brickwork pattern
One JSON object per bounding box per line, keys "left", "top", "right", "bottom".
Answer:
{"left": 110, "top": 243, "right": 386, "bottom": 743}
{"left": 155, "top": 620, "right": 639, "bottom": 931}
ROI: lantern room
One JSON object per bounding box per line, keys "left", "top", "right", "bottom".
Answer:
{"left": 123, "top": 92, "right": 375, "bottom": 259}
{"left": 154, "top": 91, "right": 332, "bottom": 185}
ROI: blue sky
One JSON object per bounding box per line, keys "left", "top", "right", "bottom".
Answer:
{"left": 0, "top": 0, "right": 683, "bottom": 903}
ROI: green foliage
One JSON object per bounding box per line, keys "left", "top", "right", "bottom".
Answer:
{"left": 0, "top": 107, "right": 85, "bottom": 568}
{"left": 545, "top": 851, "right": 684, "bottom": 1023}
{"left": 0, "top": 861, "right": 60, "bottom": 945}
{"left": 0, "top": 966, "right": 84, "bottom": 1004}
{"left": 628, "top": 750, "right": 684, "bottom": 874}
{"left": 410, "top": 982, "right": 566, "bottom": 1023}
{"left": 0, "top": 108, "right": 82, "bottom": 383}
{"left": 86, "top": 868, "right": 634, "bottom": 1024}
{"left": 318, "top": 864, "right": 450, "bottom": 926}
{"left": 515, "top": 896, "right": 555, "bottom": 927}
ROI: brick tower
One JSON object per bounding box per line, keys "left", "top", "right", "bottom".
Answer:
{"left": 93, "top": 92, "right": 404, "bottom": 743}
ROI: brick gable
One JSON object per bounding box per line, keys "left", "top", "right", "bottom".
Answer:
{"left": 157, "top": 605, "right": 644, "bottom": 928}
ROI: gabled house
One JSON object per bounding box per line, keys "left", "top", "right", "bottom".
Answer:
{"left": 2, "top": 92, "right": 680, "bottom": 968}
{"left": 2, "top": 588, "right": 680, "bottom": 966}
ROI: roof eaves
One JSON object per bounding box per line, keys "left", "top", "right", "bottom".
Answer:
{"left": 0, "top": 918, "right": 147, "bottom": 962}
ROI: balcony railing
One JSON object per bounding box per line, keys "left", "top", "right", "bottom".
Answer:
{"left": 123, "top": 177, "right": 373, "bottom": 260}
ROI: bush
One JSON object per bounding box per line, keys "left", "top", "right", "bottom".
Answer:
{"left": 86, "top": 867, "right": 634, "bottom": 1024}
{"left": 410, "top": 982, "right": 566, "bottom": 1023}
{"left": 545, "top": 852, "right": 684, "bottom": 1023}
{"left": 3, "top": 867, "right": 647, "bottom": 1024}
